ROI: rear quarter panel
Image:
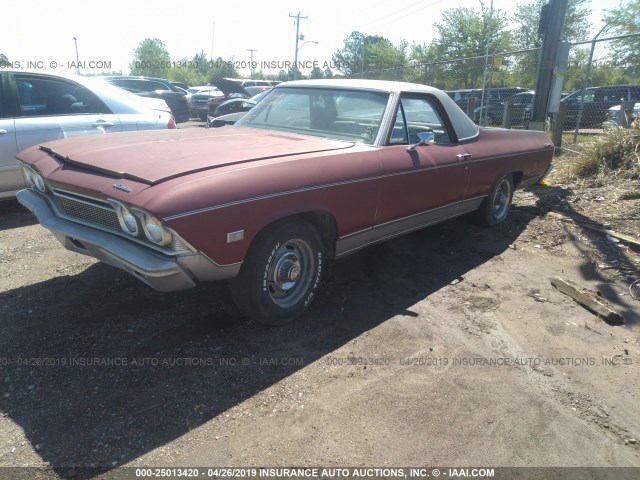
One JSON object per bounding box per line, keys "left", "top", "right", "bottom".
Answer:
{"left": 464, "top": 128, "right": 553, "bottom": 199}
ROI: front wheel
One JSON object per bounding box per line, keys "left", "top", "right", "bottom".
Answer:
{"left": 476, "top": 174, "right": 514, "bottom": 226}
{"left": 229, "top": 220, "right": 324, "bottom": 325}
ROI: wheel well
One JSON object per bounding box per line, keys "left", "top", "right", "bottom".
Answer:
{"left": 258, "top": 211, "right": 338, "bottom": 258}
{"left": 511, "top": 171, "right": 523, "bottom": 187}
{"left": 297, "top": 211, "right": 338, "bottom": 258}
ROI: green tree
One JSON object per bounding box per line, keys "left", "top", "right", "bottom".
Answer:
{"left": 366, "top": 39, "right": 409, "bottom": 80}
{"left": 310, "top": 66, "right": 324, "bottom": 79}
{"left": 332, "top": 31, "right": 366, "bottom": 77}
{"left": 207, "top": 56, "right": 239, "bottom": 80}
{"left": 510, "top": 0, "right": 591, "bottom": 87}
{"left": 323, "top": 68, "right": 334, "bottom": 79}
{"left": 288, "top": 67, "right": 304, "bottom": 80}
{"left": 130, "top": 38, "right": 171, "bottom": 78}
{"left": 605, "top": 0, "right": 640, "bottom": 78}
{"left": 409, "top": 43, "right": 441, "bottom": 86}
{"left": 192, "top": 51, "right": 210, "bottom": 76}
{"left": 332, "top": 32, "right": 405, "bottom": 78}
{"left": 278, "top": 69, "right": 289, "bottom": 81}
{"left": 167, "top": 58, "right": 207, "bottom": 87}
{"left": 417, "top": 4, "right": 512, "bottom": 89}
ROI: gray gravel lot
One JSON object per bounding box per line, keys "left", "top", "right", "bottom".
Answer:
{"left": 1, "top": 152, "right": 639, "bottom": 479}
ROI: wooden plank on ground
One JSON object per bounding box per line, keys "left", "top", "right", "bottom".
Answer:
{"left": 605, "top": 230, "right": 640, "bottom": 249}
{"left": 550, "top": 277, "right": 625, "bottom": 325}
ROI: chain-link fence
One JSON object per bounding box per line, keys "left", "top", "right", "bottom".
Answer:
{"left": 562, "top": 33, "right": 640, "bottom": 142}
{"left": 356, "top": 32, "right": 640, "bottom": 143}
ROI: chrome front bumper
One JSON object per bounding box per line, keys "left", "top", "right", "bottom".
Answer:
{"left": 17, "top": 189, "right": 240, "bottom": 292}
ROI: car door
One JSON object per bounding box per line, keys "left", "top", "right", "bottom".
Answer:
{"left": 11, "top": 73, "right": 122, "bottom": 154}
{"left": 0, "top": 73, "right": 22, "bottom": 198}
{"left": 374, "top": 95, "right": 472, "bottom": 236}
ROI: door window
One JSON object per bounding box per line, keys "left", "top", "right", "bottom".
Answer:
{"left": 15, "top": 75, "right": 110, "bottom": 117}
{"left": 390, "top": 97, "right": 451, "bottom": 145}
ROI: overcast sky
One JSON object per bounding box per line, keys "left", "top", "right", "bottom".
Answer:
{"left": 2, "top": 0, "right": 615, "bottom": 77}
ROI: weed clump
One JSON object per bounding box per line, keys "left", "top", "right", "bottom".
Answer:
{"left": 573, "top": 120, "right": 640, "bottom": 180}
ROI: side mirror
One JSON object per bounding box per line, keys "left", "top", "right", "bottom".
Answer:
{"left": 406, "top": 131, "right": 435, "bottom": 151}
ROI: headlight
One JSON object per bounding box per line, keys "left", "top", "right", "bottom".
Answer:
{"left": 132, "top": 209, "right": 173, "bottom": 246}
{"left": 34, "top": 173, "right": 46, "bottom": 192}
{"left": 108, "top": 200, "right": 139, "bottom": 236}
{"left": 21, "top": 164, "right": 46, "bottom": 192}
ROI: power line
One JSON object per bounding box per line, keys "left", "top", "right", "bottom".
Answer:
{"left": 289, "top": 11, "right": 308, "bottom": 70}
{"left": 247, "top": 48, "right": 257, "bottom": 78}
{"left": 362, "top": 0, "right": 444, "bottom": 29}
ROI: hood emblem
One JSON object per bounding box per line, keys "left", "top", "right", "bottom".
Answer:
{"left": 112, "top": 183, "right": 132, "bottom": 193}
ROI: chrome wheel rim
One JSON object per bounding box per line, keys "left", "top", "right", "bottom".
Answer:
{"left": 492, "top": 178, "right": 512, "bottom": 221}
{"left": 267, "top": 238, "right": 314, "bottom": 308}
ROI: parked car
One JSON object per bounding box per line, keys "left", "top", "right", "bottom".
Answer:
{"left": 445, "top": 88, "right": 482, "bottom": 112}
{"left": 244, "top": 86, "right": 273, "bottom": 97}
{"left": 0, "top": 70, "right": 176, "bottom": 199}
{"left": 103, "top": 76, "right": 190, "bottom": 123}
{"left": 171, "top": 81, "right": 189, "bottom": 90}
{"left": 226, "top": 79, "right": 273, "bottom": 88}
{"left": 474, "top": 86, "right": 640, "bottom": 129}
{"left": 16, "top": 79, "right": 553, "bottom": 324}
{"left": 187, "top": 87, "right": 223, "bottom": 119}
{"left": 603, "top": 102, "right": 640, "bottom": 128}
{"left": 446, "top": 87, "right": 527, "bottom": 114}
{"left": 189, "top": 79, "right": 250, "bottom": 121}
{"left": 209, "top": 89, "right": 271, "bottom": 119}
{"left": 474, "top": 91, "right": 535, "bottom": 127}
{"left": 561, "top": 85, "right": 640, "bottom": 129}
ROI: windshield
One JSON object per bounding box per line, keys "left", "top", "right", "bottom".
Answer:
{"left": 236, "top": 87, "right": 390, "bottom": 144}
{"left": 251, "top": 90, "right": 271, "bottom": 102}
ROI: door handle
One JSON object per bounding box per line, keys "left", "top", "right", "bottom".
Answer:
{"left": 92, "top": 121, "right": 115, "bottom": 128}
{"left": 456, "top": 153, "right": 472, "bottom": 161}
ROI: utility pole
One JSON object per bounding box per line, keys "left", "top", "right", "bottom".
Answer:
{"left": 247, "top": 48, "right": 257, "bottom": 78}
{"left": 73, "top": 37, "right": 80, "bottom": 74}
{"left": 531, "top": 0, "right": 568, "bottom": 130}
{"left": 289, "top": 12, "right": 308, "bottom": 79}
{"left": 210, "top": 21, "right": 215, "bottom": 61}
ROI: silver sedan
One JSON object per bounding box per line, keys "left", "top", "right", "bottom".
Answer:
{"left": 0, "top": 70, "right": 176, "bottom": 199}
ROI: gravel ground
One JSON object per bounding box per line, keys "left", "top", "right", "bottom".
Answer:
{"left": 1, "top": 144, "right": 639, "bottom": 480}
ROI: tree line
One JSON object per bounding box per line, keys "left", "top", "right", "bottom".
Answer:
{"left": 69, "top": 0, "right": 638, "bottom": 89}
{"left": 331, "top": 0, "right": 639, "bottom": 91}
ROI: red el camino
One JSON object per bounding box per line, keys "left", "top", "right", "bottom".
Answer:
{"left": 16, "top": 79, "right": 554, "bottom": 325}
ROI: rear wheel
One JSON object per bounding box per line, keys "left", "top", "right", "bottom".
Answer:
{"left": 476, "top": 174, "right": 514, "bottom": 226}
{"left": 229, "top": 220, "right": 324, "bottom": 325}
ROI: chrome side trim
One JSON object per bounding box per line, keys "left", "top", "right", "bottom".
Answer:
{"left": 335, "top": 196, "right": 485, "bottom": 257}
{"left": 165, "top": 148, "right": 544, "bottom": 222}
{"left": 165, "top": 147, "right": 547, "bottom": 221}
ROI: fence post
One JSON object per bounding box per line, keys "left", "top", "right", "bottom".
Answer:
{"left": 552, "top": 102, "right": 566, "bottom": 151}
{"left": 620, "top": 101, "right": 635, "bottom": 128}
{"left": 502, "top": 101, "right": 513, "bottom": 129}
{"left": 467, "top": 97, "right": 476, "bottom": 118}
{"left": 573, "top": 25, "right": 609, "bottom": 142}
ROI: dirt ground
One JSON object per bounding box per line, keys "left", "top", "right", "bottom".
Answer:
{"left": 1, "top": 143, "right": 639, "bottom": 479}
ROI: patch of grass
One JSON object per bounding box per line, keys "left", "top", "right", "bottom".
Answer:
{"left": 572, "top": 120, "right": 640, "bottom": 179}
{"left": 561, "top": 132, "right": 596, "bottom": 145}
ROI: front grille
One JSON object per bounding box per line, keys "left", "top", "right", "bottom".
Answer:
{"left": 48, "top": 189, "right": 192, "bottom": 254}
{"left": 52, "top": 191, "right": 120, "bottom": 232}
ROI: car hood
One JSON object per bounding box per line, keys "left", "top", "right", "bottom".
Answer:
{"left": 22, "top": 127, "right": 356, "bottom": 185}
{"left": 608, "top": 102, "right": 640, "bottom": 112}
{"left": 208, "top": 78, "right": 250, "bottom": 97}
